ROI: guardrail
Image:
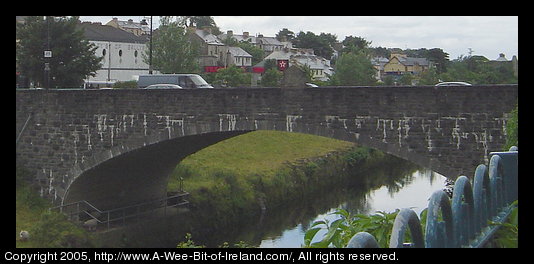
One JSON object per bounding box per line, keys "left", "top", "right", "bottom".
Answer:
{"left": 16, "top": 113, "right": 32, "bottom": 145}
{"left": 347, "top": 146, "right": 518, "bottom": 248}
{"left": 50, "top": 192, "right": 189, "bottom": 231}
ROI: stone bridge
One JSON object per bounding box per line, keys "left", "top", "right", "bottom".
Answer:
{"left": 16, "top": 85, "right": 518, "bottom": 210}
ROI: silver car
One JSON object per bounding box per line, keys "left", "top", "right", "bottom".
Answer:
{"left": 435, "top": 81, "right": 472, "bottom": 87}
{"left": 144, "top": 84, "right": 183, "bottom": 89}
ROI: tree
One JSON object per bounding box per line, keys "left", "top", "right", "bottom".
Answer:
{"left": 213, "top": 66, "right": 249, "bottom": 87}
{"left": 236, "top": 41, "right": 264, "bottom": 66}
{"left": 146, "top": 17, "right": 199, "bottom": 74}
{"left": 261, "top": 68, "right": 283, "bottom": 87}
{"left": 276, "top": 28, "right": 295, "bottom": 42}
{"left": 177, "top": 16, "right": 220, "bottom": 34}
{"left": 417, "top": 67, "right": 439, "bottom": 85}
{"left": 342, "top": 36, "right": 372, "bottom": 54}
{"left": 426, "top": 48, "right": 449, "bottom": 74}
{"left": 16, "top": 16, "right": 102, "bottom": 88}
{"left": 440, "top": 55, "right": 517, "bottom": 85}
{"left": 293, "top": 31, "right": 334, "bottom": 60}
{"left": 330, "top": 52, "right": 376, "bottom": 86}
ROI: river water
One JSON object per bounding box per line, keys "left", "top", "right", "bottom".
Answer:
{"left": 258, "top": 169, "right": 446, "bottom": 248}
{"left": 107, "top": 156, "right": 448, "bottom": 248}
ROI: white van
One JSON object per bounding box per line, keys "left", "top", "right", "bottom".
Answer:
{"left": 137, "top": 74, "right": 213, "bottom": 89}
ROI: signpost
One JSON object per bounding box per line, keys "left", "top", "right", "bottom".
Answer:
{"left": 277, "top": 60, "right": 289, "bottom": 71}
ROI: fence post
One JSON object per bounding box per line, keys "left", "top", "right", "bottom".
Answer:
{"left": 489, "top": 155, "right": 504, "bottom": 216}
{"left": 389, "top": 208, "right": 425, "bottom": 248}
{"left": 473, "top": 164, "right": 490, "bottom": 234}
{"left": 452, "top": 176, "right": 474, "bottom": 246}
{"left": 346, "top": 232, "right": 380, "bottom": 248}
{"left": 490, "top": 147, "right": 518, "bottom": 205}
{"left": 425, "top": 190, "right": 454, "bottom": 248}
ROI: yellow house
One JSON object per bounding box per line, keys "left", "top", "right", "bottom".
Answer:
{"left": 383, "top": 53, "right": 430, "bottom": 75}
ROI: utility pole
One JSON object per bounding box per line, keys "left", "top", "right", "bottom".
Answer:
{"left": 149, "top": 16, "right": 153, "bottom": 74}
{"left": 44, "top": 16, "right": 51, "bottom": 89}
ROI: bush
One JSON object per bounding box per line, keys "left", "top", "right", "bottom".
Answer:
{"left": 344, "top": 147, "right": 370, "bottom": 166}
{"left": 504, "top": 104, "right": 518, "bottom": 150}
{"left": 303, "top": 208, "right": 399, "bottom": 248}
{"left": 30, "top": 211, "right": 92, "bottom": 248}
{"left": 113, "top": 80, "right": 138, "bottom": 89}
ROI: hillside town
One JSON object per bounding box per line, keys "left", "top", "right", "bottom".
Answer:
{"left": 16, "top": 16, "right": 518, "bottom": 88}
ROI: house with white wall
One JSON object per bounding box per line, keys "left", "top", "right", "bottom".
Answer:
{"left": 79, "top": 22, "right": 151, "bottom": 85}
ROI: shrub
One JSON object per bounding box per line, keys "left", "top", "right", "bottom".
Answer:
{"left": 504, "top": 104, "right": 518, "bottom": 150}
{"left": 30, "top": 211, "right": 92, "bottom": 248}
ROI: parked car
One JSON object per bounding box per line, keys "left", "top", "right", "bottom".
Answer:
{"left": 138, "top": 74, "right": 213, "bottom": 89}
{"left": 435, "top": 81, "right": 472, "bottom": 87}
{"left": 144, "top": 84, "right": 183, "bottom": 89}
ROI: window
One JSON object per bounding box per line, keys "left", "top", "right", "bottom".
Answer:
{"left": 134, "top": 50, "right": 138, "bottom": 57}
{"left": 102, "top": 49, "right": 106, "bottom": 57}
{"left": 119, "top": 50, "right": 123, "bottom": 57}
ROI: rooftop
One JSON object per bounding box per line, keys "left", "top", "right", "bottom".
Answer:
{"left": 78, "top": 22, "right": 148, "bottom": 43}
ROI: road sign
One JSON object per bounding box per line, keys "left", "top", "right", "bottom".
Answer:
{"left": 277, "top": 60, "right": 289, "bottom": 71}
{"left": 44, "top": 50, "right": 52, "bottom": 58}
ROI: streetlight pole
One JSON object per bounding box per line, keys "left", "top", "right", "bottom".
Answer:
{"left": 44, "top": 16, "right": 51, "bottom": 89}
{"left": 149, "top": 16, "right": 153, "bottom": 74}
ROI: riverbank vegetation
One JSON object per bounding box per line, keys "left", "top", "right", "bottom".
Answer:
{"left": 166, "top": 130, "right": 422, "bottom": 247}
{"left": 16, "top": 166, "right": 94, "bottom": 247}
{"left": 303, "top": 104, "right": 519, "bottom": 248}
{"left": 167, "top": 131, "right": 354, "bottom": 227}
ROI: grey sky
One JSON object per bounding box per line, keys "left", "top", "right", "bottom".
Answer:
{"left": 79, "top": 16, "right": 518, "bottom": 60}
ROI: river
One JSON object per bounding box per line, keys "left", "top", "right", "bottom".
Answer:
{"left": 105, "top": 154, "right": 449, "bottom": 248}
{"left": 258, "top": 169, "right": 446, "bottom": 248}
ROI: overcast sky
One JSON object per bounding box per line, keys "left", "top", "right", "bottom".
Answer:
{"left": 79, "top": 16, "right": 518, "bottom": 60}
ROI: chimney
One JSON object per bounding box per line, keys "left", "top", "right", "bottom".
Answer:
{"left": 227, "top": 30, "right": 233, "bottom": 37}
{"left": 258, "top": 34, "right": 263, "bottom": 38}
{"left": 128, "top": 19, "right": 133, "bottom": 24}
{"left": 243, "top": 32, "right": 249, "bottom": 38}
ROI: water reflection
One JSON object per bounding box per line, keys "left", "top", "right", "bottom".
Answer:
{"left": 103, "top": 154, "right": 448, "bottom": 248}
{"left": 258, "top": 169, "right": 446, "bottom": 248}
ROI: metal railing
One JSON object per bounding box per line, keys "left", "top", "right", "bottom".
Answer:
{"left": 16, "top": 113, "right": 32, "bottom": 145}
{"left": 347, "top": 146, "right": 518, "bottom": 248}
{"left": 50, "top": 192, "right": 189, "bottom": 231}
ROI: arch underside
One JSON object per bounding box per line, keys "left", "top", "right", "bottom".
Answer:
{"left": 63, "top": 130, "right": 251, "bottom": 210}
{"left": 63, "top": 126, "right": 445, "bottom": 211}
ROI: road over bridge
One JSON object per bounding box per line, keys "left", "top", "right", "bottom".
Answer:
{"left": 16, "top": 85, "right": 518, "bottom": 210}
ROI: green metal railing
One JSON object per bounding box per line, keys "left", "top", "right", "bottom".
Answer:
{"left": 50, "top": 192, "right": 189, "bottom": 231}
{"left": 347, "top": 146, "right": 518, "bottom": 248}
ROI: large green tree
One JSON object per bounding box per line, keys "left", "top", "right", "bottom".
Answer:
{"left": 330, "top": 52, "right": 376, "bottom": 86}
{"left": 146, "top": 16, "right": 199, "bottom": 74}
{"left": 293, "top": 31, "right": 335, "bottom": 60}
{"left": 342, "top": 35, "right": 372, "bottom": 54}
{"left": 16, "top": 16, "right": 102, "bottom": 88}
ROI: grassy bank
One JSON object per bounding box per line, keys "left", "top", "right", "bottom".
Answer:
{"left": 167, "top": 130, "right": 358, "bottom": 227}
{"left": 168, "top": 130, "right": 353, "bottom": 186}
{"left": 16, "top": 167, "right": 94, "bottom": 248}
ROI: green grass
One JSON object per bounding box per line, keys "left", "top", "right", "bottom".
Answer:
{"left": 167, "top": 130, "right": 355, "bottom": 226}
{"left": 17, "top": 131, "right": 354, "bottom": 247}
{"left": 16, "top": 186, "right": 48, "bottom": 248}
{"left": 16, "top": 167, "right": 93, "bottom": 248}
{"left": 169, "top": 130, "right": 353, "bottom": 186}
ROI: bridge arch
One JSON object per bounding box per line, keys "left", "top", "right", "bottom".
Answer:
{"left": 16, "top": 85, "right": 518, "bottom": 208}
{"left": 60, "top": 124, "right": 438, "bottom": 210}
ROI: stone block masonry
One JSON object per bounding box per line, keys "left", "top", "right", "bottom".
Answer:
{"left": 16, "top": 85, "right": 518, "bottom": 208}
